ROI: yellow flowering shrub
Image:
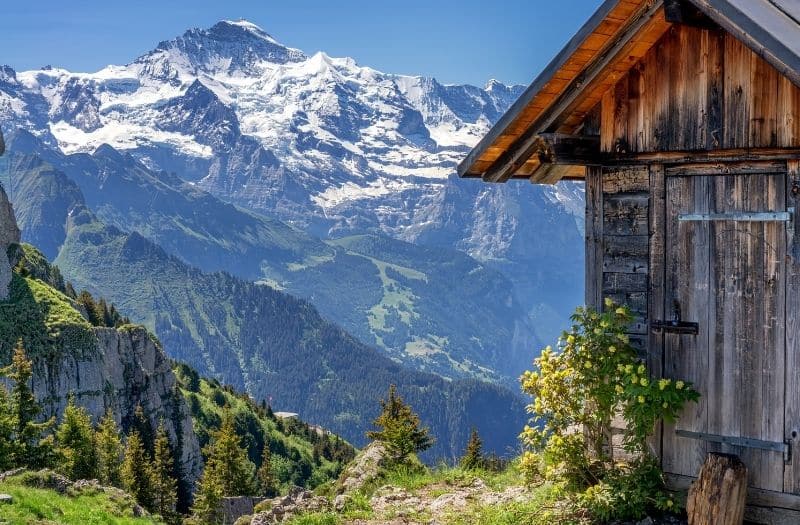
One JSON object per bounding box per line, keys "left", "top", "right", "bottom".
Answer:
{"left": 519, "top": 300, "right": 699, "bottom": 520}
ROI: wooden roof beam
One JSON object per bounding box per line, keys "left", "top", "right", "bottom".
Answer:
{"left": 664, "top": 0, "right": 718, "bottom": 28}
{"left": 480, "top": 0, "right": 665, "bottom": 184}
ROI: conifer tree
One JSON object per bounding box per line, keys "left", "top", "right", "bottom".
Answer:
{"left": 131, "top": 404, "right": 155, "bottom": 454}
{"left": 1, "top": 340, "right": 54, "bottom": 468}
{"left": 151, "top": 421, "right": 178, "bottom": 522}
{"left": 121, "top": 431, "right": 155, "bottom": 511}
{"left": 366, "top": 384, "right": 433, "bottom": 462}
{"left": 459, "top": 427, "right": 484, "bottom": 470}
{"left": 96, "top": 409, "right": 123, "bottom": 486}
{"left": 191, "top": 409, "right": 256, "bottom": 523}
{"left": 55, "top": 396, "right": 98, "bottom": 480}
{"left": 206, "top": 409, "right": 257, "bottom": 496}
{"left": 0, "top": 385, "right": 15, "bottom": 471}
{"left": 190, "top": 466, "right": 224, "bottom": 525}
{"left": 257, "top": 441, "right": 277, "bottom": 497}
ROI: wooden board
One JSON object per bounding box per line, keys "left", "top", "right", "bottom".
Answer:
{"left": 784, "top": 160, "right": 800, "bottom": 494}
{"left": 662, "top": 171, "right": 787, "bottom": 492}
{"left": 599, "top": 26, "right": 800, "bottom": 153}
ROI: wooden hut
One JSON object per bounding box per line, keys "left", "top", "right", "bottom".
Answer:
{"left": 459, "top": 0, "right": 800, "bottom": 520}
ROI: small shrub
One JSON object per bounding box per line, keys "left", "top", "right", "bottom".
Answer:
{"left": 519, "top": 300, "right": 699, "bottom": 520}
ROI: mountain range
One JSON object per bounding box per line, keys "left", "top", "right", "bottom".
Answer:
{"left": 0, "top": 19, "right": 585, "bottom": 457}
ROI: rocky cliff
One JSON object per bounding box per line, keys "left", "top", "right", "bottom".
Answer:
{"left": 0, "top": 180, "right": 19, "bottom": 300}
{"left": 0, "top": 177, "right": 202, "bottom": 484}
{"left": 30, "top": 325, "right": 203, "bottom": 485}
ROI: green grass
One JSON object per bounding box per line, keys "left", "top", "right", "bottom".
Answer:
{"left": 0, "top": 273, "right": 96, "bottom": 363}
{"left": 0, "top": 477, "right": 163, "bottom": 525}
{"left": 283, "top": 512, "right": 340, "bottom": 525}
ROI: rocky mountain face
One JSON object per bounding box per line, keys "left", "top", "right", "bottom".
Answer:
{"left": 0, "top": 181, "right": 18, "bottom": 299}
{"left": 31, "top": 325, "right": 203, "bottom": 485}
{"left": 0, "top": 19, "right": 584, "bottom": 355}
{"left": 0, "top": 181, "right": 202, "bottom": 484}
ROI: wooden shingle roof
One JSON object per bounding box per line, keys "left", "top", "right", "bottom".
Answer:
{"left": 458, "top": 0, "right": 800, "bottom": 183}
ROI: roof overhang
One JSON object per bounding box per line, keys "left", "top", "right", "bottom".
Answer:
{"left": 458, "top": 0, "right": 800, "bottom": 184}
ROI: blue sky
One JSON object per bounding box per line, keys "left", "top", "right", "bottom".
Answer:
{"left": 1, "top": 1, "right": 601, "bottom": 86}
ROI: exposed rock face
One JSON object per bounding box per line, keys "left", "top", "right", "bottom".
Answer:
{"left": 250, "top": 486, "right": 330, "bottom": 524}
{"left": 336, "top": 441, "right": 390, "bottom": 494}
{"left": 28, "top": 325, "right": 202, "bottom": 485}
{"left": 0, "top": 182, "right": 20, "bottom": 300}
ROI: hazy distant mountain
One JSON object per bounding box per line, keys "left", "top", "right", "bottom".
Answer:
{"left": 0, "top": 19, "right": 584, "bottom": 378}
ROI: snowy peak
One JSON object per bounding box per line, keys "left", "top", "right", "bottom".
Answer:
{"left": 138, "top": 19, "right": 306, "bottom": 79}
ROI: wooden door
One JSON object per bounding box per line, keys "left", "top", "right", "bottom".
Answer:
{"left": 662, "top": 172, "right": 787, "bottom": 492}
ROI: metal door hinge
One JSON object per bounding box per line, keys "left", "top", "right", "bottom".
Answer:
{"left": 676, "top": 429, "right": 791, "bottom": 463}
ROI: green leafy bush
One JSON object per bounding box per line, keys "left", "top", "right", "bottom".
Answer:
{"left": 519, "top": 300, "right": 699, "bottom": 520}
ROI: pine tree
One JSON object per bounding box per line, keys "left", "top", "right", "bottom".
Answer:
{"left": 55, "top": 396, "right": 98, "bottom": 480}
{"left": 366, "top": 384, "right": 434, "bottom": 462}
{"left": 0, "top": 385, "right": 15, "bottom": 471}
{"left": 131, "top": 404, "right": 155, "bottom": 455}
{"left": 459, "top": 427, "right": 484, "bottom": 470}
{"left": 191, "top": 409, "right": 256, "bottom": 523}
{"left": 121, "top": 431, "right": 155, "bottom": 511}
{"left": 96, "top": 409, "right": 123, "bottom": 486}
{"left": 151, "top": 421, "right": 178, "bottom": 522}
{"left": 1, "top": 340, "right": 54, "bottom": 468}
{"left": 257, "top": 441, "right": 277, "bottom": 497}
{"left": 190, "top": 466, "right": 224, "bottom": 525}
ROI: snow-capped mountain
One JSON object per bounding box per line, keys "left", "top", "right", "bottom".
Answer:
{"left": 0, "top": 19, "right": 584, "bottom": 348}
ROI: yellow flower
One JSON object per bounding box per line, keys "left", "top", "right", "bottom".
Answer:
{"left": 594, "top": 328, "right": 602, "bottom": 335}
{"left": 584, "top": 361, "right": 592, "bottom": 369}
{"left": 631, "top": 375, "right": 638, "bottom": 385}
{"left": 676, "top": 380, "right": 685, "bottom": 390}
{"left": 625, "top": 364, "right": 633, "bottom": 374}
{"left": 659, "top": 379, "right": 671, "bottom": 390}
{"left": 638, "top": 364, "right": 646, "bottom": 375}
{"left": 638, "top": 395, "right": 645, "bottom": 404}
{"left": 615, "top": 385, "right": 624, "bottom": 394}
{"left": 615, "top": 307, "right": 626, "bottom": 315}
{"left": 608, "top": 345, "right": 616, "bottom": 353}
{"left": 617, "top": 364, "right": 625, "bottom": 372}
{"left": 605, "top": 297, "right": 614, "bottom": 307}
{"left": 640, "top": 377, "right": 649, "bottom": 387}
{"left": 566, "top": 335, "right": 575, "bottom": 344}
{"left": 618, "top": 334, "right": 629, "bottom": 343}
{"left": 667, "top": 500, "right": 674, "bottom": 508}
{"left": 662, "top": 402, "right": 669, "bottom": 409}
{"left": 600, "top": 320, "right": 609, "bottom": 328}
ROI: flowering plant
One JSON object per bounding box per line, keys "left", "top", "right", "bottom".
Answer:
{"left": 519, "top": 299, "right": 699, "bottom": 518}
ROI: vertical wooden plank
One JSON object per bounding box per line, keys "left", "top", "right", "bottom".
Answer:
{"left": 710, "top": 173, "right": 786, "bottom": 492}
{"left": 613, "top": 73, "right": 630, "bottom": 153}
{"left": 601, "top": 89, "right": 616, "bottom": 153}
{"left": 749, "top": 53, "right": 779, "bottom": 148}
{"left": 654, "top": 27, "right": 673, "bottom": 151}
{"left": 785, "top": 160, "right": 800, "bottom": 494}
{"left": 627, "top": 65, "right": 644, "bottom": 153}
{"left": 778, "top": 76, "right": 800, "bottom": 148}
{"left": 704, "top": 28, "right": 725, "bottom": 150}
{"left": 723, "top": 34, "right": 751, "bottom": 148}
{"left": 647, "top": 164, "right": 665, "bottom": 460}
{"left": 642, "top": 37, "right": 658, "bottom": 152}
{"left": 662, "top": 175, "right": 709, "bottom": 479}
{"left": 586, "top": 166, "right": 603, "bottom": 310}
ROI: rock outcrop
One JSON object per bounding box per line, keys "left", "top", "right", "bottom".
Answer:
{"left": 336, "top": 441, "right": 389, "bottom": 494}
{"left": 0, "top": 182, "right": 20, "bottom": 300}
{"left": 29, "top": 325, "right": 202, "bottom": 485}
{"left": 250, "top": 487, "right": 330, "bottom": 524}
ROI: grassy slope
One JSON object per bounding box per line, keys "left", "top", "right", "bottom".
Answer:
{"left": 0, "top": 474, "right": 163, "bottom": 525}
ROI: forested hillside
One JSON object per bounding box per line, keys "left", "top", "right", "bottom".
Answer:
{"left": 52, "top": 207, "right": 526, "bottom": 460}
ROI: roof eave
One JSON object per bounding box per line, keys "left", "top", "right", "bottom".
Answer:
{"left": 456, "top": 0, "right": 622, "bottom": 179}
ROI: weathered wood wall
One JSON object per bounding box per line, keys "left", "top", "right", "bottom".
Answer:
{"left": 600, "top": 24, "right": 800, "bottom": 154}
{"left": 586, "top": 165, "right": 651, "bottom": 351}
